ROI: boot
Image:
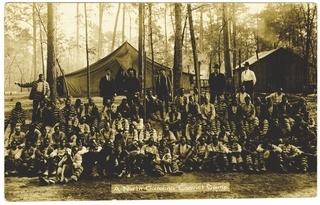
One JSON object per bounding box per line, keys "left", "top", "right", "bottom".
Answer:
{"left": 215, "top": 165, "right": 221, "bottom": 173}
{"left": 238, "top": 163, "right": 244, "bottom": 171}
{"left": 248, "top": 164, "right": 254, "bottom": 172}
{"left": 260, "top": 164, "right": 267, "bottom": 172}
{"left": 279, "top": 164, "right": 288, "bottom": 173}
{"left": 254, "top": 165, "right": 260, "bottom": 172}
{"left": 231, "top": 164, "right": 237, "bottom": 172}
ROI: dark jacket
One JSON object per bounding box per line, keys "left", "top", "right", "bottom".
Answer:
{"left": 125, "top": 77, "right": 141, "bottom": 94}
{"left": 99, "top": 76, "right": 116, "bottom": 98}
{"left": 209, "top": 72, "right": 226, "bottom": 92}
{"left": 156, "top": 75, "right": 171, "bottom": 97}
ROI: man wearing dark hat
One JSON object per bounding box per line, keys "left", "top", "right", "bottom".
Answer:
{"left": 125, "top": 68, "right": 141, "bottom": 105}
{"left": 241, "top": 62, "right": 256, "bottom": 101}
{"left": 208, "top": 64, "right": 226, "bottom": 104}
{"left": 156, "top": 68, "right": 172, "bottom": 118}
{"left": 99, "top": 68, "right": 116, "bottom": 110}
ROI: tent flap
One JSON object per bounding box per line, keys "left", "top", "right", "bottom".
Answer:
{"left": 58, "top": 42, "right": 193, "bottom": 97}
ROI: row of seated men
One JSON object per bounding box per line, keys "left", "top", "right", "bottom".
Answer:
{"left": 4, "top": 122, "right": 316, "bottom": 185}
{"left": 4, "top": 88, "right": 317, "bottom": 185}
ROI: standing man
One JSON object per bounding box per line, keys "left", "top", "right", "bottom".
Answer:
{"left": 99, "top": 67, "right": 116, "bottom": 111}
{"left": 15, "top": 74, "right": 50, "bottom": 122}
{"left": 125, "top": 68, "right": 141, "bottom": 105}
{"left": 156, "top": 68, "right": 172, "bottom": 118}
{"left": 209, "top": 64, "right": 226, "bottom": 104}
{"left": 241, "top": 62, "right": 256, "bottom": 101}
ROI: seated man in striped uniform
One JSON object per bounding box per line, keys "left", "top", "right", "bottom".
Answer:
{"left": 139, "top": 121, "right": 158, "bottom": 146}
{"left": 5, "top": 140, "right": 21, "bottom": 176}
{"left": 112, "top": 112, "right": 129, "bottom": 135}
{"left": 99, "top": 121, "right": 116, "bottom": 145}
{"left": 165, "top": 104, "right": 181, "bottom": 133}
{"left": 84, "top": 98, "right": 101, "bottom": 128}
{"left": 204, "top": 135, "right": 229, "bottom": 172}
{"left": 158, "top": 139, "right": 183, "bottom": 176}
{"left": 140, "top": 137, "right": 164, "bottom": 177}
{"left": 172, "top": 137, "right": 195, "bottom": 172}
{"left": 200, "top": 96, "right": 216, "bottom": 125}
{"left": 39, "top": 146, "right": 83, "bottom": 185}
{"left": 278, "top": 138, "right": 308, "bottom": 172}
{"left": 7, "top": 125, "right": 26, "bottom": 150}
{"left": 5, "top": 102, "right": 27, "bottom": 139}
{"left": 174, "top": 88, "right": 189, "bottom": 125}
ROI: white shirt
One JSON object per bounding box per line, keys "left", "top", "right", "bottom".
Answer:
{"left": 241, "top": 69, "right": 256, "bottom": 85}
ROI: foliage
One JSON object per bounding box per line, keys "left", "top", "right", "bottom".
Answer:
{"left": 4, "top": 2, "right": 317, "bottom": 93}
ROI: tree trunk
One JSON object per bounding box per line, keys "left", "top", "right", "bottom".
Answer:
{"left": 77, "top": 3, "right": 80, "bottom": 67}
{"left": 173, "top": 3, "right": 183, "bottom": 97}
{"left": 122, "top": 3, "right": 125, "bottom": 43}
{"left": 208, "top": 7, "right": 214, "bottom": 74}
{"left": 187, "top": 4, "right": 200, "bottom": 104}
{"left": 199, "top": 7, "right": 203, "bottom": 52}
{"left": 148, "top": 3, "right": 155, "bottom": 93}
{"left": 98, "top": 3, "right": 103, "bottom": 59}
{"left": 223, "top": 3, "right": 232, "bottom": 78}
{"left": 35, "top": 4, "right": 45, "bottom": 76}
{"left": 138, "top": 3, "right": 146, "bottom": 121}
{"left": 84, "top": 3, "right": 90, "bottom": 99}
{"left": 47, "top": 3, "right": 57, "bottom": 101}
{"left": 129, "top": 13, "right": 132, "bottom": 43}
{"left": 32, "top": 3, "right": 37, "bottom": 79}
{"left": 232, "top": 3, "right": 237, "bottom": 68}
{"left": 138, "top": 4, "right": 143, "bottom": 79}
{"left": 39, "top": 19, "right": 45, "bottom": 77}
{"left": 164, "top": 3, "right": 168, "bottom": 62}
{"left": 303, "top": 3, "right": 315, "bottom": 92}
{"left": 111, "top": 3, "right": 121, "bottom": 51}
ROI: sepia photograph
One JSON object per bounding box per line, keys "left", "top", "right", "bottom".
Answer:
{"left": 2, "top": 1, "right": 317, "bottom": 202}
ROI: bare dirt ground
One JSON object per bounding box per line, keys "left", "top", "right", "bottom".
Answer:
{"left": 4, "top": 172, "right": 318, "bottom": 201}
{"left": 3, "top": 92, "right": 318, "bottom": 201}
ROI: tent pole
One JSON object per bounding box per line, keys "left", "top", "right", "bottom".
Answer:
{"left": 84, "top": 3, "right": 90, "bottom": 99}
{"left": 56, "top": 58, "right": 69, "bottom": 97}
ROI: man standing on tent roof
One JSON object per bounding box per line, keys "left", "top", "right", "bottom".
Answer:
{"left": 241, "top": 62, "right": 256, "bottom": 102}
{"left": 99, "top": 67, "right": 116, "bottom": 110}
{"left": 125, "top": 68, "right": 141, "bottom": 105}
{"left": 156, "top": 68, "right": 172, "bottom": 119}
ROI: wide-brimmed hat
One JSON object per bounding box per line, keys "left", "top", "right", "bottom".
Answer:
{"left": 213, "top": 64, "right": 219, "bottom": 69}
{"left": 244, "top": 62, "right": 250, "bottom": 66}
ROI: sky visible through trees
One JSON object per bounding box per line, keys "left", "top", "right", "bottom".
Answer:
{"left": 3, "top": 2, "right": 317, "bottom": 94}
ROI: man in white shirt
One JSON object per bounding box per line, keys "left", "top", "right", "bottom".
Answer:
{"left": 241, "top": 62, "right": 256, "bottom": 101}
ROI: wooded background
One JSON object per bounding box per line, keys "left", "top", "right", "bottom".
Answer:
{"left": 4, "top": 3, "right": 317, "bottom": 100}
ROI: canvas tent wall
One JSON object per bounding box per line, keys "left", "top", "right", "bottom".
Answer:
{"left": 233, "top": 47, "right": 316, "bottom": 93}
{"left": 57, "top": 41, "right": 194, "bottom": 97}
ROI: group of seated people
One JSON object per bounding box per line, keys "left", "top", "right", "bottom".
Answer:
{"left": 4, "top": 86, "right": 317, "bottom": 186}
